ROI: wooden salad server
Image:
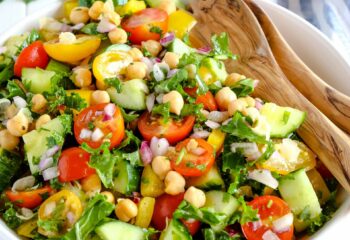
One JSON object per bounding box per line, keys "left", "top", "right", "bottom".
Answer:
{"left": 190, "top": 0, "right": 350, "bottom": 192}
{"left": 245, "top": 0, "right": 350, "bottom": 134}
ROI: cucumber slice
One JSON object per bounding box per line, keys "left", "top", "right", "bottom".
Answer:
{"left": 200, "top": 57, "right": 228, "bottom": 83}
{"left": 278, "top": 169, "right": 322, "bottom": 232}
{"left": 22, "top": 68, "right": 57, "bottom": 93}
{"left": 46, "top": 59, "right": 70, "bottom": 75}
{"left": 95, "top": 221, "right": 144, "bottom": 240}
{"left": 113, "top": 159, "right": 140, "bottom": 195}
{"left": 107, "top": 79, "right": 149, "bottom": 110}
{"left": 186, "top": 164, "right": 225, "bottom": 190}
{"left": 260, "top": 102, "right": 306, "bottom": 138}
{"left": 145, "top": 0, "right": 185, "bottom": 9}
{"left": 160, "top": 219, "right": 191, "bottom": 240}
{"left": 166, "top": 38, "right": 194, "bottom": 56}
{"left": 106, "top": 44, "right": 132, "bottom": 52}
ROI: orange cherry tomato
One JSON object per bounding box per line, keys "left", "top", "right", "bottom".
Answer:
{"left": 14, "top": 41, "right": 49, "bottom": 77}
{"left": 74, "top": 103, "right": 125, "bottom": 149}
{"left": 138, "top": 112, "right": 195, "bottom": 145}
{"left": 184, "top": 87, "right": 218, "bottom": 111}
{"left": 6, "top": 186, "right": 52, "bottom": 209}
{"left": 170, "top": 138, "right": 215, "bottom": 177}
{"left": 58, "top": 147, "right": 95, "bottom": 182}
{"left": 121, "top": 8, "right": 168, "bottom": 44}
{"left": 241, "top": 196, "right": 294, "bottom": 240}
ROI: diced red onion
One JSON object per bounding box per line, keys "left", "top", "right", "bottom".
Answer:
{"left": 154, "top": 58, "right": 161, "bottom": 63}
{"left": 97, "top": 17, "right": 116, "bottom": 33}
{"left": 61, "top": 23, "right": 72, "bottom": 32}
{"left": 253, "top": 80, "right": 260, "bottom": 88}
{"left": 231, "top": 142, "right": 261, "bottom": 160}
{"left": 212, "top": 80, "right": 222, "bottom": 88}
{"left": 95, "top": 111, "right": 104, "bottom": 116}
{"left": 252, "top": 219, "right": 262, "bottom": 231}
{"left": 197, "top": 46, "right": 212, "bottom": 55}
{"left": 255, "top": 98, "right": 264, "bottom": 110}
{"left": 146, "top": 93, "right": 155, "bottom": 112}
{"left": 79, "top": 128, "right": 92, "bottom": 139}
{"left": 12, "top": 176, "right": 35, "bottom": 192}
{"left": 191, "top": 147, "right": 206, "bottom": 156}
{"left": 153, "top": 63, "right": 165, "bottom": 82}
{"left": 39, "top": 157, "right": 54, "bottom": 171}
{"left": 273, "top": 213, "right": 293, "bottom": 233}
{"left": 156, "top": 94, "right": 164, "bottom": 104}
{"left": 140, "top": 141, "right": 153, "bottom": 165}
{"left": 43, "top": 145, "right": 60, "bottom": 159}
{"left": 44, "top": 201, "right": 56, "bottom": 216}
{"left": 70, "top": 23, "right": 85, "bottom": 30}
{"left": 262, "top": 230, "right": 280, "bottom": 240}
{"left": 91, "top": 128, "right": 104, "bottom": 142}
{"left": 205, "top": 120, "right": 221, "bottom": 129}
{"left": 0, "top": 46, "right": 7, "bottom": 54}
{"left": 191, "top": 130, "right": 210, "bottom": 139}
{"left": 67, "top": 211, "right": 75, "bottom": 225}
{"left": 207, "top": 111, "right": 229, "bottom": 123}
{"left": 160, "top": 32, "right": 175, "bottom": 47}
{"left": 247, "top": 169, "right": 279, "bottom": 189}
{"left": 141, "top": 57, "right": 154, "bottom": 74}
{"left": 16, "top": 208, "right": 34, "bottom": 220}
{"left": 104, "top": 103, "right": 116, "bottom": 117}
{"left": 43, "top": 167, "right": 59, "bottom": 181}
{"left": 167, "top": 69, "right": 178, "bottom": 78}
{"left": 13, "top": 96, "right": 27, "bottom": 109}
{"left": 150, "top": 137, "right": 169, "bottom": 157}
{"left": 222, "top": 118, "right": 232, "bottom": 125}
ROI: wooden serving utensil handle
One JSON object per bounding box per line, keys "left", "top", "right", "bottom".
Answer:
{"left": 191, "top": 0, "right": 350, "bottom": 191}
{"left": 246, "top": 0, "right": 350, "bottom": 134}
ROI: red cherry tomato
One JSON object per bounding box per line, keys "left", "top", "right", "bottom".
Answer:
{"left": 241, "top": 196, "right": 294, "bottom": 240}
{"left": 138, "top": 112, "right": 195, "bottom": 145}
{"left": 121, "top": 8, "right": 168, "bottom": 44}
{"left": 6, "top": 186, "right": 52, "bottom": 209}
{"left": 152, "top": 193, "right": 200, "bottom": 235}
{"left": 74, "top": 103, "right": 125, "bottom": 149}
{"left": 184, "top": 87, "right": 218, "bottom": 111}
{"left": 170, "top": 138, "right": 215, "bottom": 177}
{"left": 14, "top": 41, "right": 49, "bottom": 77}
{"left": 58, "top": 147, "right": 95, "bottom": 182}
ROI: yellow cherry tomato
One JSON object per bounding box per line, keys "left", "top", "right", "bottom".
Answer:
{"left": 115, "top": 0, "right": 146, "bottom": 16}
{"left": 44, "top": 35, "right": 101, "bottom": 63}
{"left": 38, "top": 190, "right": 83, "bottom": 237}
{"left": 67, "top": 89, "right": 93, "bottom": 106}
{"left": 168, "top": 9, "right": 197, "bottom": 39}
{"left": 17, "top": 218, "right": 38, "bottom": 238}
{"left": 307, "top": 168, "right": 331, "bottom": 205}
{"left": 92, "top": 50, "right": 133, "bottom": 90}
{"left": 135, "top": 197, "right": 155, "bottom": 228}
{"left": 63, "top": 0, "right": 78, "bottom": 19}
{"left": 207, "top": 129, "right": 226, "bottom": 153}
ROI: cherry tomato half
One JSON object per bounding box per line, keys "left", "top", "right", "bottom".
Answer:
{"left": 184, "top": 87, "right": 218, "bottom": 111}
{"left": 74, "top": 103, "right": 125, "bottom": 149}
{"left": 138, "top": 112, "right": 195, "bottom": 145}
{"left": 58, "top": 147, "right": 95, "bottom": 182}
{"left": 122, "top": 8, "right": 168, "bottom": 44}
{"left": 170, "top": 138, "right": 215, "bottom": 177}
{"left": 241, "top": 196, "right": 293, "bottom": 240}
{"left": 14, "top": 41, "right": 49, "bottom": 77}
{"left": 6, "top": 186, "right": 52, "bottom": 209}
{"left": 152, "top": 193, "right": 200, "bottom": 235}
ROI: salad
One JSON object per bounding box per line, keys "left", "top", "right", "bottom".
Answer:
{"left": 0, "top": 0, "right": 340, "bottom": 239}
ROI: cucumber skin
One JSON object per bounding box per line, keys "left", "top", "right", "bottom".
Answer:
{"left": 278, "top": 169, "right": 322, "bottom": 232}
{"left": 186, "top": 164, "right": 225, "bottom": 190}
{"left": 145, "top": 0, "right": 185, "bottom": 8}
{"left": 160, "top": 219, "right": 192, "bottom": 240}
{"left": 95, "top": 221, "right": 144, "bottom": 240}
{"left": 166, "top": 38, "right": 194, "bottom": 56}
{"left": 113, "top": 159, "right": 140, "bottom": 195}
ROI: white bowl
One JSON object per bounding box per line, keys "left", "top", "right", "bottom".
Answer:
{"left": 0, "top": 1, "right": 349, "bottom": 239}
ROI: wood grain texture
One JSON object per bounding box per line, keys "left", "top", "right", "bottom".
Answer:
{"left": 190, "top": 0, "right": 350, "bottom": 191}
{"left": 245, "top": 0, "right": 350, "bottom": 134}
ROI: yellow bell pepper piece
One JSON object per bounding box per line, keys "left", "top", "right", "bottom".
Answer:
{"left": 207, "top": 129, "right": 226, "bottom": 153}
{"left": 116, "top": 0, "right": 146, "bottom": 16}
{"left": 63, "top": 0, "right": 79, "bottom": 20}
{"left": 140, "top": 165, "right": 165, "bottom": 197}
{"left": 17, "top": 218, "right": 37, "bottom": 238}
{"left": 307, "top": 169, "right": 331, "bottom": 205}
{"left": 135, "top": 197, "right": 155, "bottom": 228}
{"left": 168, "top": 9, "right": 197, "bottom": 39}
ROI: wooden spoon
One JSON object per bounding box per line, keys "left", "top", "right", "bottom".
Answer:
{"left": 245, "top": 0, "right": 350, "bottom": 134}
{"left": 190, "top": 0, "right": 350, "bottom": 192}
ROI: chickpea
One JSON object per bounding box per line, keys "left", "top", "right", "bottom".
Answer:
{"left": 108, "top": 28, "right": 128, "bottom": 44}
{"left": 70, "top": 7, "right": 90, "bottom": 24}
{"left": 126, "top": 62, "right": 147, "bottom": 80}
{"left": 228, "top": 98, "right": 247, "bottom": 116}
{"left": 151, "top": 156, "right": 171, "bottom": 180}
{"left": 105, "top": 11, "right": 121, "bottom": 26}
{"left": 184, "top": 186, "right": 206, "bottom": 208}
{"left": 101, "top": 191, "right": 115, "bottom": 204}
{"left": 224, "top": 73, "right": 246, "bottom": 86}
{"left": 215, "top": 87, "right": 237, "bottom": 111}
{"left": 185, "top": 64, "right": 197, "bottom": 79}
{"left": 71, "top": 67, "right": 92, "bottom": 88}
{"left": 115, "top": 199, "right": 138, "bottom": 222}
{"left": 91, "top": 90, "right": 110, "bottom": 105}
{"left": 158, "top": 0, "right": 177, "bottom": 15}
{"left": 88, "top": 1, "right": 104, "bottom": 20}
{"left": 31, "top": 94, "right": 47, "bottom": 114}
{"left": 243, "top": 107, "right": 260, "bottom": 122}
{"left": 0, "top": 129, "right": 19, "bottom": 151}
{"left": 162, "top": 90, "right": 184, "bottom": 115}
{"left": 7, "top": 111, "right": 29, "bottom": 137}
{"left": 81, "top": 174, "right": 101, "bottom": 194}
{"left": 163, "top": 52, "right": 179, "bottom": 69}
{"left": 243, "top": 96, "right": 256, "bottom": 107}
{"left": 164, "top": 171, "right": 186, "bottom": 195}
{"left": 5, "top": 104, "right": 18, "bottom": 119}
{"left": 142, "top": 40, "right": 162, "bottom": 57}
{"left": 36, "top": 114, "right": 51, "bottom": 129}
{"left": 128, "top": 48, "right": 143, "bottom": 61}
